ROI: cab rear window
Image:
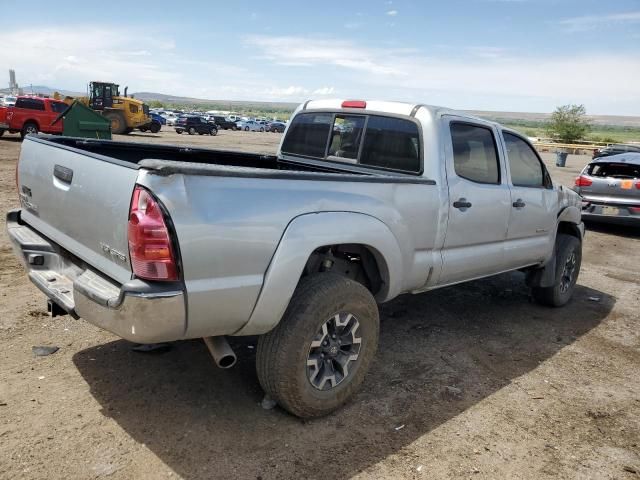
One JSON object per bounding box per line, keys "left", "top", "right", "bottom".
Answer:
{"left": 281, "top": 112, "right": 421, "bottom": 173}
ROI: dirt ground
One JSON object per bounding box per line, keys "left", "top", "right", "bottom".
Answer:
{"left": 0, "top": 129, "right": 638, "bottom": 480}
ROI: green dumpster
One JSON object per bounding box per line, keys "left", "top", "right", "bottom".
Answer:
{"left": 52, "top": 101, "right": 112, "bottom": 139}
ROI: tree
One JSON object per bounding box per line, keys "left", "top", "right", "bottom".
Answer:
{"left": 545, "top": 104, "right": 590, "bottom": 143}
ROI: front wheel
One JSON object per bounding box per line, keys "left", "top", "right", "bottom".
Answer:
{"left": 257, "top": 273, "right": 379, "bottom": 418}
{"left": 188, "top": 127, "right": 196, "bottom": 135}
{"left": 532, "top": 233, "right": 582, "bottom": 307}
{"left": 244, "top": 126, "right": 249, "bottom": 131}
{"left": 210, "top": 128, "right": 218, "bottom": 136}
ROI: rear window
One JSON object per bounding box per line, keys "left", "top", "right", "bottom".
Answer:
{"left": 587, "top": 162, "right": 640, "bottom": 179}
{"left": 15, "top": 98, "right": 45, "bottom": 111}
{"left": 281, "top": 112, "right": 421, "bottom": 173}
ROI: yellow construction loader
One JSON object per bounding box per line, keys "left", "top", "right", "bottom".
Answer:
{"left": 56, "top": 81, "right": 149, "bottom": 134}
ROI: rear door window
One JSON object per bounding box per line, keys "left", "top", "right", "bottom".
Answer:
{"left": 15, "top": 98, "right": 45, "bottom": 111}
{"left": 281, "top": 112, "right": 421, "bottom": 172}
{"left": 450, "top": 123, "right": 500, "bottom": 184}
{"left": 50, "top": 102, "right": 68, "bottom": 114}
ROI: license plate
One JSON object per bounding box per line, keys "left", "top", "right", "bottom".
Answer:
{"left": 601, "top": 206, "right": 620, "bottom": 216}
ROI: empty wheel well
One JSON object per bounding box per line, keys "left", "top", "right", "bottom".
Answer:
{"left": 302, "top": 244, "right": 385, "bottom": 297}
{"left": 557, "top": 221, "right": 581, "bottom": 241}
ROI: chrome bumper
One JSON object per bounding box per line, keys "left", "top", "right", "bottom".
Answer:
{"left": 6, "top": 209, "right": 186, "bottom": 343}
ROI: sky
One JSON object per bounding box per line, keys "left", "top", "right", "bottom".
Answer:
{"left": 0, "top": 0, "right": 639, "bottom": 115}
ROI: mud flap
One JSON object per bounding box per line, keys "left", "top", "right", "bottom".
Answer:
{"left": 525, "top": 253, "right": 557, "bottom": 288}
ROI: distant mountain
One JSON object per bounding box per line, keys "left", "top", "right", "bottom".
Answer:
{"left": 131, "top": 92, "right": 299, "bottom": 111}
{"left": 0, "top": 85, "right": 84, "bottom": 97}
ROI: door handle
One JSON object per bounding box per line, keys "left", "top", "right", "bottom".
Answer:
{"left": 452, "top": 198, "right": 472, "bottom": 210}
{"left": 512, "top": 199, "right": 526, "bottom": 209}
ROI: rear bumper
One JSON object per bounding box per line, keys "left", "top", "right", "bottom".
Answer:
{"left": 581, "top": 202, "right": 640, "bottom": 226}
{"left": 582, "top": 212, "right": 640, "bottom": 226}
{"left": 6, "top": 209, "right": 187, "bottom": 343}
{"left": 0, "top": 122, "right": 9, "bottom": 129}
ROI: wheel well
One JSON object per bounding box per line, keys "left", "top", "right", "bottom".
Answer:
{"left": 557, "top": 221, "right": 581, "bottom": 241}
{"left": 23, "top": 120, "right": 39, "bottom": 129}
{"left": 302, "top": 244, "right": 385, "bottom": 296}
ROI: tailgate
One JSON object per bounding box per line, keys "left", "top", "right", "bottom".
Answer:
{"left": 17, "top": 137, "right": 139, "bottom": 284}
{"left": 0, "top": 106, "right": 8, "bottom": 128}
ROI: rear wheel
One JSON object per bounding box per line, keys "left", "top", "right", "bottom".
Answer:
{"left": 0, "top": 129, "right": 4, "bottom": 137}
{"left": 210, "top": 128, "right": 218, "bottom": 136}
{"left": 232, "top": 126, "right": 237, "bottom": 131}
{"left": 123, "top": 127, "right": 133, "bottom": 135}
{"left": 104, "top": 112, "right": 126, "bottom": 134}
{"left": 150, "top": 122, "right": 161, "bottom": 133}
{"left": 260, "top": 127, "right": 265, "bottom": 132}
{"left": 256, "top": 273, "right": 379, "bottom": 418}
{"left": 21, "top": 122, "right": 39, "bottom": 139}
{"left": 532, "top": 233, "right": 582, "bottom": 307}
{"left": 176, "top": 129, "right": 182, "bottom": 134}
{"left": 139, "top": 126, "right": 148, "bottom": 132}
{"left": 244, "top": 126, "right": 249, "bottom": 131}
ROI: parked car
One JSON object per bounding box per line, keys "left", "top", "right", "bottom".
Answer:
{"left": 0, "top": 96, "right": 68, "bottom": 138}
{"left": 161, "top": 112, "right": 180, "bottom": 126}
{"left": 8, "top": 99, "right": 583, "bottom": 418}
{"left": 593, "top": 143, "right": 640, "bottom": 159}
{"left": 175, "top": 116, "right": 218, "bottom": 135}
{"left": 1, "top": 95, "right": 17, "bottom": 107}
{"left": 573, "top": 153, "right": 640, "bottom": 225}
{"left": 268, "top": 121, "right": 286, "bottom": 133}
{"left": 139, "top": 112, "right": 165, "bottom": 133}
{"left": 237, "top": 120, "right": 264, "bottom": 132}
{"left": 210, "top": 116, "right": 238, "bottom": 130}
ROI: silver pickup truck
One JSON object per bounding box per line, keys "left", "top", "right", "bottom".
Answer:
{"left": 8, "top": 99, "right": 584, "bottom": 418}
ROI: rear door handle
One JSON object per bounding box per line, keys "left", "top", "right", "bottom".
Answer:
{"left": 452, "top": 198, "right": 472, "bottom": 210}
{"left": 512, "top": 199, "right": 526, "bottom": 209}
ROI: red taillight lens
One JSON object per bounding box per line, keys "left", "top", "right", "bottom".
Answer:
{"left": 128, "top": 185, "right": 178, "bottom": 281}
{"left": 575, "top": 175, "right": 593, "bottom": 187}
{"left": 635, "top": 181, "right": 640, "bottom": 189}
{"left": 341, "top": 100, "right": 366, "bottom": 109}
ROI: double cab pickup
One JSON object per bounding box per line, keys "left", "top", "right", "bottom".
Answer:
{"left": 8, "top": 99, "right": 584, "bottom": 417}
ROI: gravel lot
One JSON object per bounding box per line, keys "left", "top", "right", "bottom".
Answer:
{"left": 0, "top": 129, "right": 638, "bottom": 480}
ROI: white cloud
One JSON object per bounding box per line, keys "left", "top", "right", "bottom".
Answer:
{"left": 386, "top": 9, "right": 398, "bottom": 16}
{"left": 559, "top": 11, "right": 640, "bottom": 32}
{"left": 244, "top": 35, "right": 640, "bottom": 112}
{"left": 312, "top": 86, "right": 335, "bottom": 95}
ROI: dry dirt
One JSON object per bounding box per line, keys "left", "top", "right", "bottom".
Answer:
{"left": 0, "top": 129, "right": 638, "bottom": 480}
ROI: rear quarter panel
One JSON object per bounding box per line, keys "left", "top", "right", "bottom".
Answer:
{"left": 137, "top": 171, "right": 442, "bottom": 338}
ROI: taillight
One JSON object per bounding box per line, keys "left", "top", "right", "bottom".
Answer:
{"left": 575, "top": 175, "right": 593, "bottom": 187}
{"left": 341, "top": 100, "right": 366, "bottom": 109}
{"left": 635, "top": 181, "right": 640, "bottom": 189}
{"left": 128, "top": 185, "right": 178, "bottom": 281}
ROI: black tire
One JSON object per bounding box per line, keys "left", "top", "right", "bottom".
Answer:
{"left": 0, "top": 129, "right": 4, "bottom": 137}
{"left": 176, "top": 129, "right": 182, "bottom": 134}
{"left": 104, "top": 111, "right": 126, "bottom": 134}
{"left": 232, "top": 126, "right": 237, "bottom": 131}
{"left": 21, "top": 122, "right": 39, "bottom": 139}
{"left": 188, "top": 127, "right": 196, "bottom": 135}
{"left": 244, "top": 126, "right": 249, "bottom": 131}
{"left": 256, "top": 273, "right": 379, "bottom": 418}
{"left": 532, "top": 233, "right": 582, "bottom": 307}
{"left": 150, "top": 122, "right": 161, "bottom": 133}
{"left": 139, "top": 127, "right": 148, "bottom": 132}
{"left": 260, "top": 127, "right": 265, "bottom": 132}
{"left": 210, "top": 128, "right": 218, "bottom": 136}
{"left": 123, "top": 127, "right": 133, "bottom": 134}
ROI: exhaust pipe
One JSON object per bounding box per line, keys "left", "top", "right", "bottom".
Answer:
{"left": 203, "top": 336, "right": 237, "bottom": 369}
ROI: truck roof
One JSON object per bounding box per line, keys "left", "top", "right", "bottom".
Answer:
{"left": 302, "top": 99, "right": 493, "bottom": 125}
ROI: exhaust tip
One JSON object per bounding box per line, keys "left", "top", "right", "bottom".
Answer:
{"left": 217, "top": 354, "right": 237, "bottom": 369}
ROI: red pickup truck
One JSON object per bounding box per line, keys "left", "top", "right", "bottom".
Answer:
{"left": 0, "top": 96, "right": 68, "bottom": 138}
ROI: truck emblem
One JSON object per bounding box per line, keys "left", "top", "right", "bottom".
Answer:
{"left": 100, "top": 242, "right": 127, "bottom": 263}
